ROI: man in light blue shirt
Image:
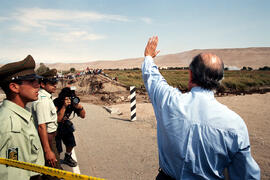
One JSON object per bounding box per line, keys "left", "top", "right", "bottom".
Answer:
{"left": 142, "top": 36, "right": 260, "bottom": 180}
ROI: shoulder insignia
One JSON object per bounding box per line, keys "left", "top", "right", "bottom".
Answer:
{"left": 7, "top": 147, "right": 18, "bottom": 160}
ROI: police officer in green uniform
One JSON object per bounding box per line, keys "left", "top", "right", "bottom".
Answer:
{"left": 0, "top": 55, "right": 45, "bottom": 180}
{"left": 27, "top": 69, "right": 62, "bottom": 174}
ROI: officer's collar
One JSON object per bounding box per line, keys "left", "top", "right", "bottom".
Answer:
{"left": 2, "top": 100, "right": 32, "bottom": 123}
{"left": 40, "top": 88, "right": 52, "bottom": 98}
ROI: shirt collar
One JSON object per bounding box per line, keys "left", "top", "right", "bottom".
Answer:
{"left": 191, "top": 86, "right": 214, "bottom": 97}
{"left": 40, "top": 88, "right": 52, "bottom": 98}
{"left": 2, "top": 99, "right": 32, "bottom": 123}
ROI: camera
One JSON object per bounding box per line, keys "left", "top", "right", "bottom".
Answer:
{"left": 59, "top": 86, "right": 80, "bottom": 106}
{"left": 69, "top": 86, "right": 80, "bottom": 105}
{"left": 70, "top": 96, "right": 80, "bottom": 105}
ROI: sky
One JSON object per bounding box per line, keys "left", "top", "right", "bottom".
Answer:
{"left": 0, "top": 0, "right": 269, "bottom": 64}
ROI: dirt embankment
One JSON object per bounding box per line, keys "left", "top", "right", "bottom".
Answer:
{"left": 55, "top": 74, "right": 150, "bottom": 105}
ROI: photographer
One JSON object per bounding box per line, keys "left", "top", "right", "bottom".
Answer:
{"left": 53, "top": 87, "right": 85, "bottom": 167}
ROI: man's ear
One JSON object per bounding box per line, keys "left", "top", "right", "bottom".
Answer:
{"left": 40, "top": 82, "right": 45, "bottom": 89}
{"left": 189, "top": 70, "right": 193, "bottom": 82}
{"left": 188, "top": 70, "right": 194, "bottom": 91}
{"left": 9, "top": 82, "right": 20, "bottom": 94}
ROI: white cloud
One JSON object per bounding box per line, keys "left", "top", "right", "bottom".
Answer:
{"left": 0, "top": 16, "right": 8, "bottom": 22}
{"left": 52, "top": 31, "right": 106, "bottom": 42}
{"left": 10, "top": 25, "right": 31, "bottom": 32}
{"left": 3, "top": 7, "right": 128, "bottom": 41}
{"left": 141, "top": 17, "right": 153, "bottom": 24}
{"left": 11, "top": 8, "right": 129, "bottom": 30}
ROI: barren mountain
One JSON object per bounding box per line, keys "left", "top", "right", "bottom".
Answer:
{"left": 10, "top": 47, "right": 270, "bottom": 70}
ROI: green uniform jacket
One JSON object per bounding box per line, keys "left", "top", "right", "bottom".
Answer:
{"left": 0, "top": 100, "right": 45, "bottom": 180}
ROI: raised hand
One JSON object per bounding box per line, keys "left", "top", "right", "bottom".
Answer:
{"left": 144, "top": 36, "right": 160, "bottom": 58}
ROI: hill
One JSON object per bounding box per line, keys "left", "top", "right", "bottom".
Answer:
{"left": 45, "top": 47, "right": 270, "bottom": 70}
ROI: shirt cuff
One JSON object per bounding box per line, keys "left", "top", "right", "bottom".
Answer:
{"left": 144, "top": 56, "right": 153, "bottom": 61}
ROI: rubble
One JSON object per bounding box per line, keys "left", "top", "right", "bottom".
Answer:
{"left": 103, "top": 106, "right": 123, "bottom": 115}
{"left": 56, "top": 74, "right": 132, "bottom": 105}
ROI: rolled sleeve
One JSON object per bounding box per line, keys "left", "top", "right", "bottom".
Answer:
{"left": 228, "top": 119, "right": 260, "bottom": 179}
{"left": 228, "top": 146, "right": 260, "bottom": 179}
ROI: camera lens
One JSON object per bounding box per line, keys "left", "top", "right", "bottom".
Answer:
{"left": 72, "top": 97, "right": 80, "bottom": 104}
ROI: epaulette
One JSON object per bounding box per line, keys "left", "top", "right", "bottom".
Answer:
{"left": 11, "top": 115, "right": 21, "bottom": 133}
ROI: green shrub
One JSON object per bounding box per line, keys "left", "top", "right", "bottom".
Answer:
{"left": 103, "top": 69, "right": 270, "bottom": 93}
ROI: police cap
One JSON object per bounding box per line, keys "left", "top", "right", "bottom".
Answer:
{"left": 0, "top": 55, "right": 42, "bottom": 83}
{"left": 39, "top": 69, "right": 58, "bottom": 84}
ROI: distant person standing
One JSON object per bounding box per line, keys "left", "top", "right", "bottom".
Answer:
{"left": 142, "top": 36, "right": 260, "bottom": 179}
{"left": 0, "top": 55, "right": 45, "bottom": 180}
{"left": 27, "top": 69, "right": 62, "bottom": 176}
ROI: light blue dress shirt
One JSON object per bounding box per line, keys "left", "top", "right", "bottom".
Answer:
{"left": 142, "top": 56, "right": 260, "bottom": 180}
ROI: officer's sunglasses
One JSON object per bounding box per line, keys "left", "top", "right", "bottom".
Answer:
{"left": 44, "top": 78, "right": 59, "bottom": 85}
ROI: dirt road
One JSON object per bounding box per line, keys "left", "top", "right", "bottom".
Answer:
{"left": 72, "top": 103, "right": 158, "bottom": 180}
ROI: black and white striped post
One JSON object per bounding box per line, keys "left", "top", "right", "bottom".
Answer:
{"left": 130, "top": 86, "right": 136, "bottom": 121}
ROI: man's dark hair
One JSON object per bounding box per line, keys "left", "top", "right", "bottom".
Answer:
{"left": 189, "top": 54, "right": 224, "bottom": 90}
{"left": 58, "top": 87, "right": 76, "bottom": 99}
{"left": 0, "top": 83, "right": 10, "bottom": 95}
